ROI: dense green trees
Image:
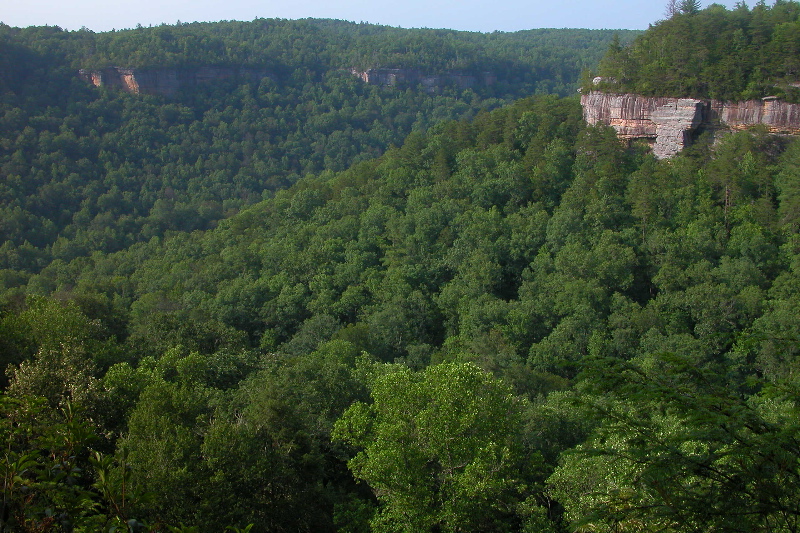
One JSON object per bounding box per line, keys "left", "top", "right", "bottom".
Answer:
{"left": 2, "top": 89, "right": 798, "bottom": 530}
{"left": 4, "top": 11, "right": 800, "bottom": 531}
{"left": 0, "top": 20, "right": 635, "bottom": 294}
{"left": 589, "top": 0, "right": 800, "bottom": 101}
{"left": 550, "top": 354, "right": 800, "bottom": 532}
{"left": 334, "top": 362, "right": 537, "bottom": 532}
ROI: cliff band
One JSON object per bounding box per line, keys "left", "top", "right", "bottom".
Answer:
{"left": 581, "top": 91, "right": 800, "bottom": 158}
{"left": 349, "top": 68, "right": 497, "bottom": 94}
{"left": 79, "top": 66, "right": 499, "bottom": 98}
{"left": 78, "top": 66, "right": 273, "bottom": 97}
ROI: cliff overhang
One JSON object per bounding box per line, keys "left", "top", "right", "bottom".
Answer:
{"left": 79, "top": 66, "right": 499, "bottom": 98}
{"left": 78, "top": 66, "right": 273, "bottom": 97}
{"left": 349, "top": 68, "right": 497, "bottom": 94}
{"left": 581, "top": 91, "right": 800, "bottom": 158}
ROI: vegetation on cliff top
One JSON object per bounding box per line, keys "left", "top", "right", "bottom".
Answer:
{"left": 587, "top": 0, "right": 800, "bottom": 102}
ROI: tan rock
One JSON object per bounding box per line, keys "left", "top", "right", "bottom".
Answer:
{"left": 349, "top": 68, "right": 496, "bottom": 94}
{"left": 581, "top": 91, "right": 800, "bottom": 158}
{"left": 78, "top": 66, "right": 272, "bottom": 97}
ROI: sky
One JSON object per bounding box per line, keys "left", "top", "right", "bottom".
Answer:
{"left": 2, "top": 0, "right": 746, "bottom": 33}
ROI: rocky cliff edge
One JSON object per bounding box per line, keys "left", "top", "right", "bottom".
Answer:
{"left": 581, "top": 91, "right": 800, "bottom": 158}
{"left": 79, "top": 66, "right": 498, "bottom": 98}
{"left": 349, "top": 68, "right": 497, "bottom": 94}
{"left": 78, "top": 66, "right": 272, "bottom": 97}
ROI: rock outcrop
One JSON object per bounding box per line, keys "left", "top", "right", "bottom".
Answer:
{"left": 78, "top": 66, "right": 272, "bottom": 97}
{"left": 80, "top": 65, "right": 497, "bottom": 97}
{"left": 581, "top": 91, "right": 800, "bottom": 158}
{"left": 651, "top": 99, "right": 706, "bottom": 159}
{"left": 350, "top": 68, "right": 497, "bottom": 94}
{"left": 711, "top": 97, "right": 800, "bottom": 133}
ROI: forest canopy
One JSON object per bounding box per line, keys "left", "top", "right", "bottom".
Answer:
{"left": 3, "top": 90, "right": 800, "bottom": 530}
{"left": 0, "top": 19, "right": 635, "bottom": 283}
{"left": 3, "top": 9, "right": 800, "bottom": 533}
{"left": 588, "top": 0, "right": 800, "bottom": 101}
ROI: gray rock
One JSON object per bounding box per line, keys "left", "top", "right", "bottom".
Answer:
{"left": 581, "top": 91, "right": 800, "bottom": 158}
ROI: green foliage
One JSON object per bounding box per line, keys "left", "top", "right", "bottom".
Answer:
{"left": 589, "top": 0, "right": 800, "bottom": 101}
{"left": 549, "top": 353, "right": 800, "bottom": 532}
{"left": 0, "top": 20, "right": 634, "bottom": 295}
{"left": 102, "top": 340, "right": 367, "bottom": 531}
{"left": 0, "top": 393, "right": 160, "bottom": 532}
{"left": 90, "top": 447, "right": 153, "bottom": 532}
{"left": 334, "top": 362, "right": 541, "bottom": 532}
{"left": 0, "top": 395, "right": 98, "bottom": 531}
{"left": 120, "top": 379, "right": 215, "bottom": 526}
{"left": 678, "top": 0, "right": 701, "bottom": 15}
{"left": 4, "top": 18, "right": 800, "bottom": 527}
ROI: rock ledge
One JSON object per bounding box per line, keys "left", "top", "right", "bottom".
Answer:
{"left": 581, "top": 91, "right": 800, "bottom": 158}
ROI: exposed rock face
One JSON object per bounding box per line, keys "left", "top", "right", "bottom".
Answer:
{"left": 350, "top": 68, "right": 497, "bottom": 94}
{"left": 651, "top": 99, "right": 705, "bottom": 159}
{"left": 78, "top": 66, "right": 272, "bottom": 97}
{"left": 581, "top": 92, "right": 684, "bottom": 139}
{"left": 80, "top": 65, "right": 497, "bottom": 98}
{"left": 581, "top": 91, "right": 800, "bottom": 158}
{"left": 711, "top": 97, "right": 800, "bottom": 134}
{"left": 81, "top": 65, "right": 497, "bottom": 97}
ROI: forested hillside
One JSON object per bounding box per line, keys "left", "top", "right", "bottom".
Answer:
{"left": 3, "top": 7, "right": 800, "bottom": 533}
{"left": 4, "top": 92, "right": 800, "bottom": 531}
{"left": 0, "top": 20, "right": 635, "bottom": 286}
{"left": 588, "top": 0, "right": 800, "bottom": 101}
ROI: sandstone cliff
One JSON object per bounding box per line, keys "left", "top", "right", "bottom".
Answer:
{"left": 80, "top": 65, "right": 498, "bottom": 97}
{"left": 581, "top": 91, "right": 800, "bottom": 158}
{"left": 78, "top": 66, "right": 272, "bottom": 97}
{"left": 710, "top": 97, "right": 800, "bottom": 133}
{"left": 349, "top": 68, "right": 497, "bottom": 94}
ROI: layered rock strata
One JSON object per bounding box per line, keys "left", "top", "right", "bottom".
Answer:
{"left": 78, "top": 66, "right": 272, "bottom": 97}
{"left": 581, "top": 91, "right": 800, "bottom": 158}
{"left": 711, "top": 97, "right": 800, "bottom": 133}
{"left": 651, "top": 99, "right": 706, "bottom": 159}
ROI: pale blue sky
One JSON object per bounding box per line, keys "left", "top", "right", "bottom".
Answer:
{"left": 3, "top": 0, "right": 746, "bottom": 33}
